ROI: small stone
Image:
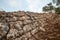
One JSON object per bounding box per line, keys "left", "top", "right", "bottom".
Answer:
{"left": 26, "top": 32, "right": 31, "bottom": 38}
{"left": 23, "top": 25, "right": 32, "bottom": 32}
{"left": 29, "top": 37, "right": 36, "bottom": 40}
{"left": 40, "top": 27, "right": 46, "bottom": 31}
{"left": 13, "top": 16, "right": 17, "bottom": 20}
{"left": 31, "top": 27, "right": 38, "bottom": 35}
{"left": 7, "top": 29, "right": 18, "bottom": 39}
{"left": 18, "top": 30, "right": 24, "bottom": 35}
{"left": 23, "top": 20, "right": 32, "bottom": 24}
{"left": 21, "top": 35, "right": 28, "bottom": 40}
{"left": 14, "top": 22, "right": 22, "bottom": 30}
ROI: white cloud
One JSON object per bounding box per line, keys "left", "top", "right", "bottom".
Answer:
{"left": 8, "top": 0, "right": 22, "bottom": 8}
{"left": 26, "top": 0, "right": 42, "bottom": 12}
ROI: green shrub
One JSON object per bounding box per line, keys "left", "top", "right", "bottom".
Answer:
{"left": 56, "top": 7, "right": 60, "bottom": 14}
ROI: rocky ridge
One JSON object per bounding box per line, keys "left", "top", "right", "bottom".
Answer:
{"left": 0, "top": 11, "right": 60, "bottom": 40}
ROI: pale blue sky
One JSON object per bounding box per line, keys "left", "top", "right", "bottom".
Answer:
{"left": 0, "top": 0, "right": 52, "bottom": 12}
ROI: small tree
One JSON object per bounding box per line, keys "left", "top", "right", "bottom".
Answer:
{"left": 52, "top": 0, "right": 60, "bottom": 14}
{"left": 43, "top": 6, "right": 49, "bottom": 13}
{"left": 47, "top": 3, "right": 54, "bottom": 13}
{"left": 55, "top": 7, "right": 60, "bottom": 14}
{"left": 53, "top": 0, "right": 60, "bottom": 6}
{"left": 43, "top": 3, "right": 55, "bottom": 13}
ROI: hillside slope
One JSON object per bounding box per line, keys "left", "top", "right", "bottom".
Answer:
{"left": 0, "top": 11, "right": 60, "bottom": 40}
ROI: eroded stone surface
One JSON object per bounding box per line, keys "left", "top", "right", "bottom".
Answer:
{"left": 0, "top": 21, "right": 10, "bottom": 40}
{"left": 0, "top": 11, "right": 60, "bottom": 40}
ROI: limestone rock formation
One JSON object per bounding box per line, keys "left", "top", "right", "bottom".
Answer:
{"left": 0, "top": 11, "right": 60, "bottom": 40}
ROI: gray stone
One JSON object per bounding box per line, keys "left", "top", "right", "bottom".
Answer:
{"left": 0, "top": 22, "right": 9, "bottom": 39}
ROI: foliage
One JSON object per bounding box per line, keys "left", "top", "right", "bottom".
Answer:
{"left": 42, "top": 3, "right": 54, "bottom": 13}
{"left": 52, "top": 0, "right": 60, "bottom": 14}
{"left": 43, "top": 0, "right": 60, "bottom": 14}
{"left": 43, "top": 6, "right": 49, "bottom": 12}
{"left": 53, "top": 0, "right": 60, "bottom": 5}
{"left": 55, "top": 7, "right": 60, "bottom": 14}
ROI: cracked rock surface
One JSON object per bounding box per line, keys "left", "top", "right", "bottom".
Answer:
{"left": 0, "top": 11, "right": 60, "bottom": 40}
